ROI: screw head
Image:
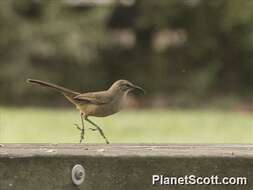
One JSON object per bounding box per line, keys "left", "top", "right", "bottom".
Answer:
{"left": 75, "top": 169, "right": 84, "bottom": 180}
{"left": 72, "top": 164, "right": 85, "bottom": 186}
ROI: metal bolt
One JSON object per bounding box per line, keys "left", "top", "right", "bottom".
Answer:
{"left": 72, "top": 164, "right": 85, "bottom": 186}
{"left": 75, "top": 169, "right": 84, "bottom": 180}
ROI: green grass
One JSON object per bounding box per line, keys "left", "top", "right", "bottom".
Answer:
{"left": 0, "top": 107, "right": 252, "bottom": 143}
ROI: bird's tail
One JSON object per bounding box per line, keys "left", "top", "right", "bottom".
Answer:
{"left": 27, "top": 79, "right": 80, "bottom": 96}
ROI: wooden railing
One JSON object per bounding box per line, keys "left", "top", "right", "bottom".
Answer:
{"left": 0, "top": 144, "right": 252, "bottom": 190}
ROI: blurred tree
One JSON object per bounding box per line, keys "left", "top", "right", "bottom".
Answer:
{"left": 0, "top": 0, "right": 252, "bottom": 106}
{"left": 105, "top": 0, "right": 253, "bottom": 102}
{"left": 0, "top": 0, "right": 112, "bottom": 105}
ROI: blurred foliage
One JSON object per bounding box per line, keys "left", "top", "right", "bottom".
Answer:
{"left": 0, "top": 0, "right": 252, "bottom": 106}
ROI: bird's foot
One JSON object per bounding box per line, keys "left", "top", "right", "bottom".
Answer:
{"left": 74, "top": 123, "right": 85, "bottom": 143}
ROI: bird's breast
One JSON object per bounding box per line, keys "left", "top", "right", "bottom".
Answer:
{"left": 78, "top": 101, "right": 121, "bottom": 117}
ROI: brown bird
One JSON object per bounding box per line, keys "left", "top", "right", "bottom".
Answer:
{"left": 27, "top": 79, "right": 145, "bottom": 144}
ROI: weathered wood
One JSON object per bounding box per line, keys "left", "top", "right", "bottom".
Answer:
{"left": 1, "top": 144, "right": 253, "bottom": 158}
{"left": 0, "top": 144, "right": 252, "bottom": 190}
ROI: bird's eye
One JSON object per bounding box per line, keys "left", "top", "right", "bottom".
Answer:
{"left": 125, "top": 84, "right": 132, "bottom": 89}
{"left": 121, "top": 84, "right": 130, "bottom": 91}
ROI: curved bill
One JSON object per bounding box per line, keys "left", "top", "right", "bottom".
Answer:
{"left": 132, "top": 84, "right": 145, "bottom": 94}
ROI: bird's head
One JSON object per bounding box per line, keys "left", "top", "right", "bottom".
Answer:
{"left": 109, "top": 79, "right": 145, "bottom": 94}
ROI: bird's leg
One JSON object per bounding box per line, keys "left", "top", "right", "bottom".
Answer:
{"left": 79, "top": 114, "right": 85, "bottom": 143}
{"left": 85, "top": 117, "right": 110, "bottom": 144}
{"left": 74, "top": 114, "right": 85, "bottom": 143}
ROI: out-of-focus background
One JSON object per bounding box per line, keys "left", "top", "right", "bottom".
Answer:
{"left": 0, "top": 0, "right": 252, "bottom": 143}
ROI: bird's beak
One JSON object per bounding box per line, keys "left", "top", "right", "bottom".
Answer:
{"left": 132, "top": 84, "right": 145, "bottom": 94}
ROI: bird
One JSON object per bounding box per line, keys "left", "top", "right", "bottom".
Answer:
{"left": 26, "top": 79, "right": 145, "bottom": 144}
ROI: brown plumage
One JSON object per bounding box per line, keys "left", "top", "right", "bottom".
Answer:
{"left": 26, "top": 79, "right": 144, "bottom": 144}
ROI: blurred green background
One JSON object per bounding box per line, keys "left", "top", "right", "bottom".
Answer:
{"left": 0, "top": 0, "right": 252, "bottom": 143}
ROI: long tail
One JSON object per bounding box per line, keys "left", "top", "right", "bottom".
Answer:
{"left": 27, "top": 79, "right": 80, "bottom": 96}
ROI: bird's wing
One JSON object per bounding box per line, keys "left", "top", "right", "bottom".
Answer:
{"left": 73, "top": 91, "right": 113, "bottom": 105}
